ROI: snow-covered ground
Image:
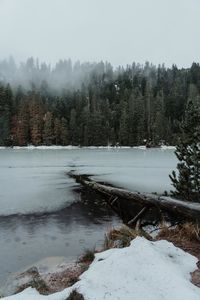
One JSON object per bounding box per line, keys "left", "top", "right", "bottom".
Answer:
{"left": 3, "top": 237, "right": 200, "bottom": 300}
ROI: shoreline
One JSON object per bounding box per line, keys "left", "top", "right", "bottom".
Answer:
{"left": 1, "top": 224, "right": 199, "bottom": 299}
{"left": 0, "top": 145, "right": 176, "bottom": 150}
{"left": 0, "top": 256, "right": 88, "bottom": 297}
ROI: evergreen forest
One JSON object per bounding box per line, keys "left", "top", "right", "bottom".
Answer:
{"left": 0, "top": 58, "right": 200, "bottom": 146}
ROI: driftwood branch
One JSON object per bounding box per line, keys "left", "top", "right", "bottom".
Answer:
{"left": 128, "top": 207, "right": 148, "bottom": 225}
{"left": 69, "top": 172, "right": 200, "bottom": 222}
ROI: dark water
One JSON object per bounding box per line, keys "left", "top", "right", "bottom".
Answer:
{"left": 0, "top": 195, "right": 119, "bottom": 286}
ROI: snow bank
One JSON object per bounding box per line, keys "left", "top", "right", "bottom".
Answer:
{"left": 3, "top": 237, "right": 200, "bottom": 300}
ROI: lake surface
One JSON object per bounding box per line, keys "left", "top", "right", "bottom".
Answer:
{"left": 0, "top": 147, "right": 176, "bottom": 286}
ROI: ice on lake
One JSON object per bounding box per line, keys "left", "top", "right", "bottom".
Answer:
{"left": 0, "top": 147, "right": 176, "bottom": 216}
{"left": 0, "top": 147, "right": 177, "bottom": 286}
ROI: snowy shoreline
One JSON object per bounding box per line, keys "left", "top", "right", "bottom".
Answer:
{"left": 0, "top": 145, "right": 176, "bottom": 150}
{"left": 2, "top": 236, "right": 199, "bottom": 300}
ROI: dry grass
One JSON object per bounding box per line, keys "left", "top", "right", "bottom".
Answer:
{"left": 104, "top": 225, "right": 152, "bottom": 249}
{"left": 78, "top": 248, "right": 96, "bottom": 263}
{"left": 157, "top": 222, "right": 200, "bottom": 243}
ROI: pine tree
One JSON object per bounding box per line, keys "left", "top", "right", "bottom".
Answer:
{"left": 169, "top": 101, "right": 200, "bottom": 202}
{"left": 0, "top": 84, "right": 13, "bottom": 145}
{"left": 43, "top": 111, "right": 54, "bottom": 145}
{"left": 60, "top": 117, "right": 68, "bottom": 145}
{"left": 29, "top": 92, "right": 44, "bottom": 145}
{"left": 15, "top": 102, "right": 29, "bottom": 146}
{"left": 54, "top": 118, "right": 61, "bottom": 145}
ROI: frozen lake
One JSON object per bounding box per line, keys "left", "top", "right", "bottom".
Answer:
{"left": 0, "top": 147, "right": 176, "bottom": 286}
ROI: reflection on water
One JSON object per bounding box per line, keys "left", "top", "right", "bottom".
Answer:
{"left": 0, "top": 196, "right": 119, "bottom": 286}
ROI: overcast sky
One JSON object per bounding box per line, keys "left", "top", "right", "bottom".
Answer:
{"left": 0, "top": 0, "right": 199, "bottom": 67}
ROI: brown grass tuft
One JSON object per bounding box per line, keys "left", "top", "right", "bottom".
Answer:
{"left": 104, "top": 225, "right": 152, "bottom": 250}
{"left": 78, "top": 248, "right": 96, "bottom": 263}
{"left": 157, "top": 222, "right": 200, "bottom": 243}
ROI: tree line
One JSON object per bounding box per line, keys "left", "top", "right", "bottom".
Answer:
{"left": 0, "top": 59, "right": 200, "bottom": 146}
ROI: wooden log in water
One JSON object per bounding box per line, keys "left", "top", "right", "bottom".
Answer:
{"left": 69, "top": 172, "right": 200, "bottom": 222}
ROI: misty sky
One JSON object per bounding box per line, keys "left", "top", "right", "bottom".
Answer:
{"left": 0, "top": 0, "right": 199, "bottom": 67}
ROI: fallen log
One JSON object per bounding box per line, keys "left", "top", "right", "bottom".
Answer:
{"left": 69, "top": 172, "right": 200, "bottom": 222}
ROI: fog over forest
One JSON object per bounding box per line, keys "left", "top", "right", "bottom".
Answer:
{"left": 0, "top": 57, "right": 115, "bottom": 90}
{"left": 0, "top": 57, "right": 200, "bottom": 147}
